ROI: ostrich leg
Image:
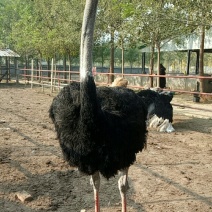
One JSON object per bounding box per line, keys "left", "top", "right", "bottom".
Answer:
{"left": 90, "top": 172, "right": 100, "bottom": 212}
{"left": 118, "top": 168, "right": 129, "bottom": 212}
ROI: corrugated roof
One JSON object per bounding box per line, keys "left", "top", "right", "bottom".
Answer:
{"left": 0, "top": 49, "right": 20, "bottom": 57}
{"left": 141, "top": 28, "right": 212, "bottom": 53}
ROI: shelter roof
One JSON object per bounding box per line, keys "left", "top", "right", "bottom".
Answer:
{"left": 141, "top": 28, "right": 212, "bottom": 53}
{"left": 0, "top": 49, "right": 20, "bottom": 57}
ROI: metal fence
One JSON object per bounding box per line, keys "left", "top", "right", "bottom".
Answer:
{"left": 18, "top": 62, "right": 212, "bottom": 97}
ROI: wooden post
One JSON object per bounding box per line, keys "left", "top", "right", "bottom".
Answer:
{"left": 31, "top": 59, "right": 34, "bottom": 88}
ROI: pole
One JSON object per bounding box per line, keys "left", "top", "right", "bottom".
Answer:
{"left": 186, "top": 50, "right": 191, "bottom": 75}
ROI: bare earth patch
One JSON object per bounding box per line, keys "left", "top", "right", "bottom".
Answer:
{"left": 0, "top": 84, "right": 212, "bottom": 212}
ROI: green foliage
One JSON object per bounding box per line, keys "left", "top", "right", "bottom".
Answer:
{"left": 0, "top": 0, "right": 211, "bottom": 69}
{"left": 0, "top": 0, "right": 84, "bottom": 60}
{"left": 0, "top": 0, "right": 22, "bottom": 48}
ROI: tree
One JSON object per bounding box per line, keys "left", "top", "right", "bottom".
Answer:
{"left": 1, "top": 0, "right": 84, "bottom": 68}
{"left": 130, "top": 0, "right": 196, "bottom": 87}
{"left": 125, "top": 48, "right": 140, "bottom": 71}
{"left": 96, "top": 0, "right": 136, "bottom": 83}
{"left": 93, "top": 43, "right": 110, "bottom": 69}
{"left": 0, "top": 0, "right": 24, "bottom": 49}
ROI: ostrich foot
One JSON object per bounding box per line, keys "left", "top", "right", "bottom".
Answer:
{"left": 118, "top": 168, "right": 129, "bottom": 212}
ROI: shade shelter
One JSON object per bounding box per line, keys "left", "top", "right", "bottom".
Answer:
{"left": 141, "top": 28, "right": 212, "bottom": 75}
{"left": 0, "top": 49, "right": 20, "bottom": 83}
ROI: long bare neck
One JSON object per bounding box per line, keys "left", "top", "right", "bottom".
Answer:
{"left": 79, "top": 0, "right": 99, "bottom": 122}
{"left": 80, "top": 0, "right": 98, "bottom": 81}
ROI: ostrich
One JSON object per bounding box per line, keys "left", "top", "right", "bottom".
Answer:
{"left": 111, "top": 77, "right": 128, "bottom": 87}
{"left": 137, "top": 89, "right": 175, "bottom": 132}
{"left": 49, "top": 0, "right": 147, "bottom": 212}
{"left": 111, "top": 78, "right": 175, "bottom": 132}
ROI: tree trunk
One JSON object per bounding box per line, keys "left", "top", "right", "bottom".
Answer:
{"left": 63, "top": 55, "right": 67, "bottom": 82}
{"left": 36, "top": 59, "right": 39, "bottom": 80}
{"left": 199, "top": 25, "right": 205, "bottom": 93}
{"left": 25, "top": 55, "right": 29, "bottom": 69}
{"left": 121, "top": 39, "right": 124, "bottom": 77}
{"left": 149, "top": 44, "right": 155, "bottom": 87}
{"left": 101, "top": 45, "right": 104, "bottom": 70}
{"left": 156, "top": 43, "right": 161, "bottom": 87}
{"left": 109, "top": 30, "right": 115, "bottom": 84}
{"left": 47, "top": 58, "right": 51, "bottom": 81}
{"left": 25, "top": 55, "right": 29, "bottom": 82}
{"left": 68, "top": 53, "right": 71, "bottom": 82}
{"left": 38, "top": 53, "right": 42, "bottom": 83}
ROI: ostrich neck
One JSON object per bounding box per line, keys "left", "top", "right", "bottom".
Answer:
{"left": 80, "top": 0, "right": 98, "bottom": 81}
{"left": 80, "top": 0, "right": 99, "bottom": 122}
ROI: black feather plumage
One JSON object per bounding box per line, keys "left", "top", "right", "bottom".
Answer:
{"left": 137, "top": 89, "right": 173, "bottom": 122}
{"left": 49, "top": 77, "right": 147, "bottom": 179}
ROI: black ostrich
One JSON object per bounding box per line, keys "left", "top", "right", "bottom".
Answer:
{"left": 49, "top": 0, "right": 147, "bottom": 212}
{"left": 137, "top": 89, "right": 175, "bottom": 132}
{"left": 111, "top": 77, "right": 175, "bottom": 132}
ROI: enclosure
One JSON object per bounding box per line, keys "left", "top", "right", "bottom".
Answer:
{"left": 0, "top": 83, "right": 212, "bottom": 212}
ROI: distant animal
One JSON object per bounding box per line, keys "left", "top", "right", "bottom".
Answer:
{"left": 111, "top": 78, "right": 175, "bottom": 132}
{"left": 137, "top": 89, "right": 175, "bottom": 132}
{"left": 49, "top": 1, "right": 148, "bottom": 212}
{"left": 111, "top": 77, "right": 128, "bottom": 87}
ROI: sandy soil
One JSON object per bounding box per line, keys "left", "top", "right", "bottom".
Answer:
{"left": 0, "top": 83, "right": 212, "bottom": 212}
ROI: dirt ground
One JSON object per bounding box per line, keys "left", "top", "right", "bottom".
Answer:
{"left": 0, "top": 83, "right": 212, "bottom": 212}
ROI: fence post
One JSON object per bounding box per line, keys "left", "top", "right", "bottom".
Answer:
{"left": 50, "top": 58, "right": 54, "bottom": 93}
{"left": 31, "top": 59, "right": 34, "bottom": 89}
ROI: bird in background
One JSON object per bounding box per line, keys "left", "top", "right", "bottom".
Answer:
{"left": 111, "top": 77, "right": 175, "bottom": 133}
